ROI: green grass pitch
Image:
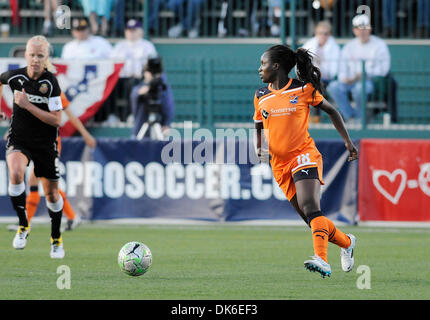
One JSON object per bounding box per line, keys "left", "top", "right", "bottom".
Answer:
{"left": 1, "top": 223, "right": 429, "bottom": 300}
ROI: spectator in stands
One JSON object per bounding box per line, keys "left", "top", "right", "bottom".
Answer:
{"left": 79, "top": 0, "right": 114, "bottom": 36}
{"left": 42, "top": 0, "right": 60, "bottom": 37}
{"left": 112, "top": 0, "right": 125, "bottom": 37}
{"left": 166, "top": 0, "right": 206, "bottom": 38}
{"left": 416, "top": 0, "right": 430, "bottom": 38}
{"left": 267, "top": 0, "right": 290, "bottom": 37}
{"left": 326, "top": 14, "right": 390, "bottom": 124}
{"left": 61, "top": 18, "right": 112, "bottom": 59}
{"left": 130, "top": 56, "right": 175, "bottom": 138}
{"left": 302, "top": 20, "right": 340, "bottom": 123}
{"left": 109, "top": 19, "right": 158, "bottom": 123}
{"left": 382, "top": 0, "right": 396, "bottom": 38}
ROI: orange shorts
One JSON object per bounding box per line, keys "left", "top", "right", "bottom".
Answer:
{"left": 272, "top": 145, "right": 324, "bottom": 201}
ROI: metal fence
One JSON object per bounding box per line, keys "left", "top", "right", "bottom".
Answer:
{"left": 1, "top": 0, "right": 428, "bottom": 39}
{"left": 95, "top": 57, "right": 430, "bottom": 129}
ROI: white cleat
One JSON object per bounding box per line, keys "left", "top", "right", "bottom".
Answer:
{"left": 13, "top": 226, "right": 30, "bottom": 249}
{"left": 304, "top": 255, "right": 332, "bottom": 278}
{"left": 341, "top": 234, "right": 356, "bottom": 272}
{"left": 50, "top": 237, "right": 65, "bottom": 259}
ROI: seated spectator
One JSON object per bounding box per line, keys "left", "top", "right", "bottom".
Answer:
{"left": 79, "top": 0, "right": 114, "bottom": 36}
{"left": 130, "top": 56, "right": 175, "bottom": 139}
{"left": 41, "top": 0, "right": 60, "bottom": 37}
{"left": 166, "top": 0, "right": 206, "bottom": 38}
{"left": 382, "top": 0, "right": 396, "bottom": 38}
{"left": 416, "top": 0, "right": 430, "bottom": 38}
{"left": 326, "top": 14, "right": 390, "bottom": 124}
{"left": 61, "top": 18, "right": 112, "bottom": 59}
{"left": 267, "top": 0, "right": 290, "bottom": 37}
{"left": 112, "top": 0, "right": 125, "bottom": 37}
{"left": 109, "top": 19, "right": 158, "bottom": 123}
{"left": 302, "top": 20, "right": 340, "bottom": 123}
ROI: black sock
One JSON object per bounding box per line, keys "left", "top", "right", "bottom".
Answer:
{"left": 49, "top": 210, "right": 62, "bottom": 239}
{"left": 10, "top": 191, "right": 28, "bottom": 228}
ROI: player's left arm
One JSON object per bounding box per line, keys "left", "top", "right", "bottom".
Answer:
{"left": 317, "top": 98, "right": 358, "bottom": 162}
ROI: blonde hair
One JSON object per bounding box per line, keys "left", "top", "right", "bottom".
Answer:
{"left": 26, "top": 35, "right": 56, "bottom": 72}
{"left": 26, "top": 35, "right": 50, "bottom": 53}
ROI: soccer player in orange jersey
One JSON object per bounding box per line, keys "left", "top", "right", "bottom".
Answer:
{"left": 254, "top": 45, "right": 359, "bottom": 278}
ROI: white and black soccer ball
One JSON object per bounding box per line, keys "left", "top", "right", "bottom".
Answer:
{"left": 118, "top": 241, "right": 152, "bottom": 276}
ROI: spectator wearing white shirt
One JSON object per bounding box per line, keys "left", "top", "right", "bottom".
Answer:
{"left": 61, "top": 18, "right": 112, "bottom": 60}
{"left": 106, "top": 19, "right": 158, "bottom": 123}
{"left": 302, "top": 20, "right": 340, "bottom": 123}
{"left": 111, "top": 19, "right": 158, "bottom": 80}
{"left": 327, "top": 14, "right": 390, "bottom": 123}
{"left": 302, "top": 21, "right": 339, "bottom": 85}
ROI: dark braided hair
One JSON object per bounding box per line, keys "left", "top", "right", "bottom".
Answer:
{"left": 266, "top": 45, "right": 323, "bottom": 101}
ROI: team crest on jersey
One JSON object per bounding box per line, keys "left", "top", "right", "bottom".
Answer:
{"left": 261, "top": 109, "right": 269, "bottom": 119}
{"left": 39, "top": 83, "right": 49, "bottom": 94}
{"left": 289, "top": 95, "right": 298, "bottom": 104}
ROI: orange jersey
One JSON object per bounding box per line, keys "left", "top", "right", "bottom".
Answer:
{"left": 253, "top": 78, "right": 324, "bottom": 170}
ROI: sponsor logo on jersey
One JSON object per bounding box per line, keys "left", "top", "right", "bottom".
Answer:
{"left": 269, "top": 106, "right": 297, "bottom": 117}
{"left": 14, "top": 90, "right": 49, "bottom": 104}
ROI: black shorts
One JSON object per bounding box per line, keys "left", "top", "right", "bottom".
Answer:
{"left": 6, "top": 136, "right": 60, "bottom": 181}
{"left": 292, "top": 166, "right": 319, "bottom": 183}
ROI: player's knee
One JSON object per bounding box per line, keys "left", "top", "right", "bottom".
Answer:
{"left": 44, "top": 189, "right": 60, "bottom": 204}
{"left": 8, "top": 172, "right": 25, "bottom": 185}
{"left": 46, "top": 196, "right": 63, "bottom": 213}
{"left": 299, "top": 200, "right": 320, "bottom": 216}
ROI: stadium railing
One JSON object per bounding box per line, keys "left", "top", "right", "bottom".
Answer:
{"left": 91, "top": 57, "right": 430, "bottom": 129}
{"left": 1, "top": 0, "right": 428, "bottom": 39}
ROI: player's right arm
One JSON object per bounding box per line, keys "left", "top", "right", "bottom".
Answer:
{"left": 253, "top": 92, "right": 270, "bottom": 163}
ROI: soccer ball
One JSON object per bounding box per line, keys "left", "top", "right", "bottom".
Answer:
{"left": 118, "top": 241, "right": 152, "bottom": 276}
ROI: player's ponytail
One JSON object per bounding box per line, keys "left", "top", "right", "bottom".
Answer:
{"left": 45, "top": 59, "right": 56, "bottom": 73}
{"left": 265, "top": 45, "right": 323, "bottom": 101}
{"left": 295, "top": 48, "right": 323, "bottom": 100}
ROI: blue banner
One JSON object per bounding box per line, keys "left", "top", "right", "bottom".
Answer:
{"left": 0, "top": 138, "right": 358, "bottom": 224}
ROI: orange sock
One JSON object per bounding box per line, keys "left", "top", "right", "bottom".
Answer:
{"left": 26, "top": 190, "right": 40, "bottom": 224}
{"left": 309, "top": 215, "right": 329, "bottom": 262}
{"left": 59, "top": 189, "right": 75, "bottom": 220}
{"left": 326, "top": 218, "right": 351, "bottom": 249}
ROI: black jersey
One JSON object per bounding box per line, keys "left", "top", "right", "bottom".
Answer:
{"left": 0, "top": 67, "right": 62, "bottom": 145}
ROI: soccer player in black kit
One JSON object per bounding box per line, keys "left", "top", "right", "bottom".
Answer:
{"left": 0, "top": 36, "right": 65, "bottom": 258}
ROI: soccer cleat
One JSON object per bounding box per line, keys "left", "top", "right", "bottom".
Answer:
{"left": 13, "top": 226, "right": 30, "bottom": 249}
{"left": 304, "top": 255, "right": 332, "bottom": 278}
{"left": 65, "top": 219, "right": 74, "bottom": 231}
{"left": 50, "top": 237, "right": 65, "bottom": 259}
{"left": 65, "top": 216, "right": 81, "bottom": 231}
{"left": 341, "top": 234, "right": 356, "bottom": 272}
